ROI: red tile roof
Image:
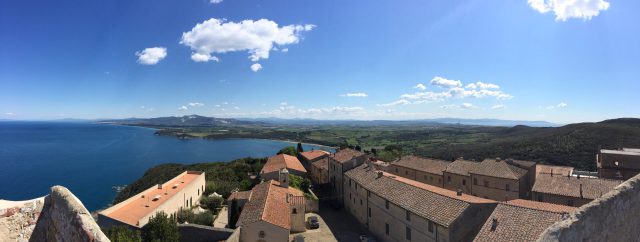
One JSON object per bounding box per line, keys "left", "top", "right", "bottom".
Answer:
{"left": 227, "top": 190, "right": 251, "bottom": 201}
{"left": 532, "top": 174, "right": 623, "bottom": 200}
{"left": 330, "top": 148, "right": 366, "bottom": 163}
{"left": 536, "top": 164, "right": 574, "bottom": 176}
{"left": 236, "top": 180, "right": 294, "bottom": 230}
{"left": 390, "top": 155, "right": 451, "bottom": 175}
{"left": 471, "top": 159, "right": 528, "bottom": 180}
{"left": 311, "top": 157, "right": 329, "bottom": 170}
{"left": 444, "top": 159, "right": 480, "bottom": 176}
{"left": 504, "top": 199, "right": 576, "bottom": 214}
{"left": 261, "top": 154, "right": 307, "bottom": 175}
{"left": 300, "top": 150, "right": 329, "bottom": 161}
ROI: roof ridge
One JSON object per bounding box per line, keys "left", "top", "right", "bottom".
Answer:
{"left": 383, "top": 172, "right": 494, "bottom": 204}
{"left": 500, "top": 201, "right": 572, "bottom": 214}
{"left": 259, "top": 181, "right": 275, "bottom": 222}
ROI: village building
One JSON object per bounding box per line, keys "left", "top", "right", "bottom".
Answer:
{"left": 310, "top": 157, "right": 329, "bottom": 185}
{"left": 473, "top": 199, "right": 576, "bottom": 242}
{"left": 536, "top": 164, "right": 574, "bottom": 177}
{"left": 469, "top": 159, "right": 530, "bottom": 201}
{"left": 230, "top": 169, "right": 307, "bottom": 242}
{"left": 442, "top": 159, "right": 479, "bottom": 194}
{"left": 299, "top": 149, "right": 330, "bottom": 170}
{"left": 388, "top": 155, "right": 451, "bottom": 187}
{"left": 98, "top": 171, "right": 206, "bottom": 229}
{"left": 344, "top": 164, "right": 497, "bottom": 242}
{"left": 260, "top": 154, "right": 307, "bottom": 181}
{"left": 328, "top": 148, "right": 368, "bottom": 204}
{"left": 597, "top": 148, "right": 640, "bottom": 180}
{"left": 531, "top": 173, "right": 623, "bottom": 207}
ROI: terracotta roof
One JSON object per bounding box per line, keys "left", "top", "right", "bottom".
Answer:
{"left": 473, "top": 201, "right": 572, "bottom": 242}
{"left": 345, "top": 165, "right": 495, "bottom": 227}
{"left": 503, "top": 199, "right": 576, "bottom": 214}
{"left": 390, "top": 155, "right": 451, "bottom": 175}
{"left": 330, "top": 148, "right": 366, "bottom": 163}
{"left": 508, "top": 159, "right": 536, "bottom": 168}
{"left": 536, "top": 164, "right": 574, "bottom": 176}
{"left": 471, "top": 159, "right": 528, "bottom": 180}
{"left": 444, "top": 159, "right": 480, "bottom": 176}
{"left": 227, "top": 190, "right": 251, "bottom": 201}
{"left": 236, "top": 180, "right": 292, "bottom": 230}
{"left": 261, "top": 154, "right": 307, "bottom": 175}
{"left": 532, "top": 174, "right": 623, "bottom": 200}
{"left": 300, "top": 150, "right": 329, "bottom": 161}
{"left": 312, "top": 157, "right": 329, "bottom": 170}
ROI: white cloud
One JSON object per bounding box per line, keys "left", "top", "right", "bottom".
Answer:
{"left": 280, "top": 102, "right": 288, "bottom": 106}
{"left": 430, "top": 76, "right": 462, "bottom": 88}
{"left": 414, "top": 83, "right": 426, "bottom": 90}
{"left": 491, "top": 104, "right": 506, "bottom": 109}
{"left": 544, "top": 102, "right": 568, "bottom": 110}
{"left": 465, "top": 81, "right": 500, "bottom": 89}
{"left": 178, "top": 106, "right": 188, "bottom": 111}
{"left": 4, "top": 112, "right": 15, "bottom": 116}
{"left": 209, "top": 0, "right": 223, "bottom": 4}
{"left": 378, "top": 99, "right": 410, "bottom": 107}
{"left": 180, "top": 18, "right": 314, "bottom": 63}
{"left": 191, "top": 53, "right": 219, "bottom": 62}
{"left": 281, "top": 48, "right": 289, "bottom": 53}
{"left": 341, "top": 92, "right": 368, "bottom": 97}
{"left": 136, "top": 47, "right": 167, "bottom": 65}
{"left": 460, "top": 103, "right": 476, "bottom": 109}
{"left": 557, "top": 102, "right": 568, "bottom": 108}
{"left": 439, "top": 103, "right": 476, "bottom": 109}
{"left": 528, "top": 0, "right": 610, "bottom": 21}
{"left": 188, "top": 102, "right": 204, "bottom": 107}
{"left": 250, "top": 63, "right": 263, "bottom": 72}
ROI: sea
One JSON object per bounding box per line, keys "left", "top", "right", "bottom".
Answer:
{"left": 0, "top": 121, "right": 332, "bottom": 211}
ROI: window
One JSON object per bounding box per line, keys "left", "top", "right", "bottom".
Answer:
{"left": 355, "top": 183, "right": 358, "bottom": 190}
{"left": 429, "top": 176, "right": 433, "bottom": 181}
{"left": 428, "top": 221, "right": 434, "bottom": 233}
{"left": 447, "top": 176, "right": 451, "bottom": 183}
{"left": 474, "top": 178, "right": 478, "bottom": 185}
{"left": 349, "top": 179, "right": 352, "bottom": 186}
{"left": 424, "top": 175, "right": 428, "bottom": 180}
{"left": 484, "top": 180, "right": 489, "bottom": 187}
{"left": 292, "top": 208, "right": 297, "bottom": 214}
{"left": 506, "top": 184, "right": 510, "bottom": 191}
{"left": 385, "top": 223, "right": 389, "bottom": 235}
{"left": 385, "top": 200, "right": 389, "bottom": 209}
{"left": 568, "top": 200, "right": 574, "bottom": 206}
{"left": 538, "top": 194, "right": 543, "bottom": 201}
{"left": 405, "top": 171, "right": 408, "bottom": 175}
{"left": 259, "top": 231, "right": 266, "bottom": 238}
{"left": 396, "top": 168, "right": 399, "bottom": 173}
{"left": 406, "top": 227, "right": 412, "bottom": 241}
{"left": 367, "top": 191, "right": 370, "bottom": 197}
{"left": 406, "top": 210, "right": 411, "bottom": 221}
{"left": 368, "top": 207, "right": 371, "bottom": 217}
{"left": 462, "top": 179, "right": 466, "bottom": 186}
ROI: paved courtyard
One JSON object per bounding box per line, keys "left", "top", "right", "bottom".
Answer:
{"left": 289, "top": 203, "right": 374, "bottom": 242}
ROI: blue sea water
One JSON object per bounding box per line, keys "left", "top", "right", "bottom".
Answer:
{"left": 0, "top": 121, "right": 332, "bottom": 211}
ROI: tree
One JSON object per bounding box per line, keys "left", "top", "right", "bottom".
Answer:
{"left": 277, "top": 146, "right": 298, "bottom": 156}
{"left": 296, "top": 142, "right": 304, "bottom": 154}
{"left": 200, "top": 195, "right": 224, "bottom": 211}
{"left": 141, "top": 211, "right": 180, "bottom": 242}
{"left": 176, "top": 208, "right": 194, "bottom": 224}
{"left": 300, "top": 178, "right": 311, "bottom": 192}
{"left": 104, "top": 225, "right": 141, "bottom": 242}
{"left": 355, "top": 145, "right": 362, "bottom": 151}
{"left": 192, "top": 210, "right": 214, "bottom": 226}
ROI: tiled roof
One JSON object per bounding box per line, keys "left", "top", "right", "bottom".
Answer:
{"left": 390, "top": 155, "right": 451, "bottom": 175}
{"left": 473, "top": 201, "right": 573, "bottom": 242}
{"left": 312, "top": 157, "right": 329, "bottom": 170}
{"left": 504, "top": 199, "right": 576, "bottom": 214}
{"left": 532, "top": 174, "right": 623, "bottom": 200}
{"left": 536, "top": 164, "right": 574, "bottom": 176}
{"left": 227, "top": 190, "right": 251, "bottom": 201}
{"left": 236, "top": 180, "right": 291, "bottom": 230}
{"left": 471, "top": 159, "right": 528, "bottom": 180}
{"left": 300, "top": 150, "right": 329, "bottom": 161}
{"left": 444, "top": 159, "right": 480, "bottom": 176}
{"left": 508, "top": 159, "right": 536, "bottom": 168}
{"left": 261, "top": 154, "right": 307, "bottom": 175}
{"left": 345, "top": 165, "right": 495, "bottom": 227}
{"left": 330, "top": 148, "right": 366, "bottom": 163}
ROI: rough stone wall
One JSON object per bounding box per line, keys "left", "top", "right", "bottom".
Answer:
{"left": 177, "top": 224, "right": 234, "bottom": 242}
{"left": 30, "top": 186, "right": 109, "bottom": 242}
{"left": 537, "top": 173, "right": 640, "bottom": 242}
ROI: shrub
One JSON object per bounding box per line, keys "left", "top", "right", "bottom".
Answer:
{"left": 104, "top": 225, "right": 141, "bottom": 242}
{"left": 277, "top": 146, "right": 298, "bottom": 156}
{"left": 191, "top": 210, "right": 214, "bottom": 226}
{"left": 141, "top": 211, "right": 179, "bottom": 242}
{"left": 200, "top": 195, "right": 224, "bottom": 211}
{"left": 176, "top": 208, "right": 194, "bottom": 224}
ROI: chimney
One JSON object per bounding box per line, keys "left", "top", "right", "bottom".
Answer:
{"left": 157, "top": 184, "right": 163, "bottom": 189}
{"left": 579, "top": 184, "right": 583, "bottom": 198}
{"left": 376, "top": 171, "right": 383, "bottom": 178}
{"left": 495, "top": 157, "right": 501, "bottom": 162}
{"left": 577, "top": 174, "right": 581, "bottom": 179}
{"left": 456, "top": 189, "right": 462, "bottom": 196}
{"left": 279, "top": 168, "right": 290, "bottom": 188}
{"left": 490, "top": 218, "right": 498, "bottom": 231}
{"left": 551, "top": 169, "right": 553, "bottom": 177}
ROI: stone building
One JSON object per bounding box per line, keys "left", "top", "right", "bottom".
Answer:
{"left": 299, "top": 149, "right": 330, "bottom": 170}
{"left": 535, "top": 164, "right": 574, "bottom": 177}
{"left": 443, "top": 159, "right": 479, "bottom": 194}
{"left": 469, "top": 159, "right": 529, "bottom": 201}
{"left": 388, "top": 155, "right": 451, "bottom": 187}
{"left": 233, "top": 170, "right": 306, "bottom": 242}
{"left": 98, "top": 171, "right": 206, "bottom": 229}
{"left": 597, "top": 148, "right": 640, "bottom": 180}
{"left": 531, "top": 174, "right": 623, "bottom": 207}
{"left": 473, "top": 199, "right": 575, "bottom": 242}
{"left": 260, "top": 154, "right": 307, "bottom": 181}
{"left": 328, "top": 148, "right": 368, "bottom": 204}
{"left": 344, "top": 164, "right": 497, "bottom": 242}
{"left": 310, "top": 157, "right": 329, "bottom": 185}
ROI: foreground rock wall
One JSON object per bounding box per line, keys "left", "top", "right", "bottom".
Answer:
{"left": 30, "top": 186, "right": 109, "bottom": 242}
{"left": 538, "top": 173, "right": 640, "bottom": 241}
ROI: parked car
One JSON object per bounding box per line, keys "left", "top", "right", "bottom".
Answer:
{"left": 293, "top": 234, "right": 305, "bottom": 242}
{"left": 307, "top": 216, "right": 319, "bottom": 229}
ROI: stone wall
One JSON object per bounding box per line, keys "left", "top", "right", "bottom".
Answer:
{"left": 30, "top": 186, "right": 109, "bottom": 242}
{"left": 177, "top": 224, "right": 234, "bottom": 242}
{"left": 225, "top": 227, "right": 241, "bottom": 242}
{"left": 538, "top": 173, "right": 640, "bottom": 241}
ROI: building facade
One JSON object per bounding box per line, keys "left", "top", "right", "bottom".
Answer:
{"left": 443, "top": 159, "right": 479, "bottom": 194}
{"left": 388, "top": 155, "right": 451, "bottom": 187}
{"left": 260, "top": 154, "right": 307, "bottom": 181}
{"left": 310, "top": 157, "right": 329, "bottom": 185}
{"left": 532, "top": 173, "right": 623, "bottom": 207}
{"left": 469, "top": 159, "right": 529, "bottom": 201}
{"left": 98, "top": 171, "right": 206, "bottom": 229}
{"left": 597, "top": 149, "right": 640, "bottom": 180}
{"left": 328, "top": 148, "right": 368, "bottom": 204}
{"left": 299, "top": 149, "right": 330, "bottom": 170}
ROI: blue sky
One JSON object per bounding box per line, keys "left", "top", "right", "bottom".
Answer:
{"left": 1, "top": 0, "right": 638, "bottom": 123}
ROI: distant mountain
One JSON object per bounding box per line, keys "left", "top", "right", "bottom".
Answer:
{"left": 100, "top": 115, "right": 261, "bottom": 126}
{"left": 238, "top": 117, "right": 559, "bottom": 127}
